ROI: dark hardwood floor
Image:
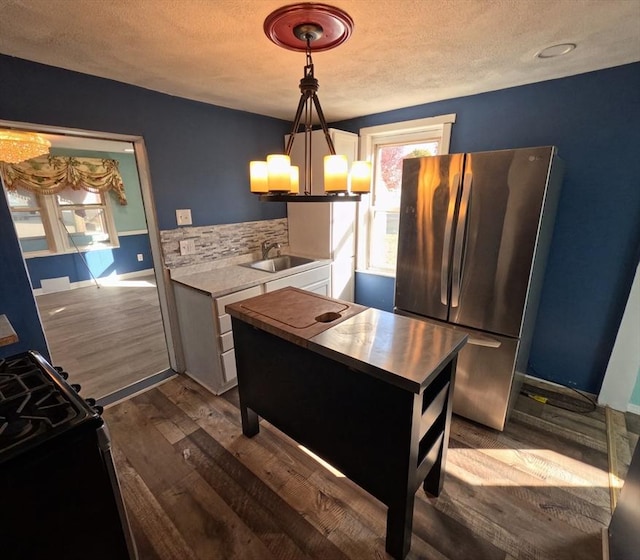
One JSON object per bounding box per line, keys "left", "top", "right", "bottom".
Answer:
{"left": 36, "top": 275, "right": 170, "bottom": 399}
{"left": 104, "top": 375, "right": 638, "bottom": 560}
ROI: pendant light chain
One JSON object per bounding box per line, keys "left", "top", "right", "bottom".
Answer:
{"left": 303, "top": 36, "right": 313, "bottom": 194}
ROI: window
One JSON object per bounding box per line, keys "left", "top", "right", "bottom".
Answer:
{"left": 57, "top": 189, "right": 114, "bottom": 249}
{"left": 5, "top": 185, "right": 119, "bottom": 255}
{"left": 358, "top": 114, "right": 455, "bottom": 274}
{"left": 7, "top": 187, "right": 49, "bottom": 253}
{"left": 2, "top": 154, "right": 125, "bottom": 256}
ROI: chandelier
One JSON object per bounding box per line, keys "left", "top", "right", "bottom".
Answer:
{"left": 250, "top": 3, "right": 371, "bottom": 201}
{"left": 0, "top": 129, "right": 51, "bottom": 164}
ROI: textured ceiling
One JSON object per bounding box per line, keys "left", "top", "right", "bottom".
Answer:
{"left": 0, "top": 0, "right": 638, "bottom": 122}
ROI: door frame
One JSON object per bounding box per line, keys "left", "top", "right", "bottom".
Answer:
{"left": 0, "top": 118, "right": 180, "bottom": 372}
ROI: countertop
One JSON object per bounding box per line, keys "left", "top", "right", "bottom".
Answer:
{"left": 309, "top": 308, "right": 468, "bottom": 393}
{"left": 227, "top": 287, "right": 468, "bottom": 394}
{"left": 0, "top": 314, "right": 18, "bottom": 347}
{"left": 226, "top": 287, "right": 367, "bottom": 346}
{"left": 170, "top": 253, "right": 330, "bottom": 298}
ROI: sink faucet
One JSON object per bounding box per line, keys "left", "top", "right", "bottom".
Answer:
{"left": 261, "top": 240, "right": 281, "bottom": 259}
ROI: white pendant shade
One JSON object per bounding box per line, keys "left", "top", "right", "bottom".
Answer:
{"left": 267, "top": 154, "right": 291, "bottom": 192}
{"left": 251, "top": 151, "right": 370, "bottom": 198}
{"left": 349, "top": 161, "right": 371, "bottom": 193}
{"left": 250, "top": 161, "right": 269, "bottom": 193}
{"left": 289, "top": 165, "right": 300, "bottom": 194}
{"left": 324, "top": 155, "right": 349, "bottom": 192}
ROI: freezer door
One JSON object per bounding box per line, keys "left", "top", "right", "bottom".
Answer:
{"left": 395, "top": 309, "right": 519, "bottom": 431}
{"left": 395, "top": 154, "right": 465, "bottom": 321}
{"left": 452, "top": 329, "right": 520, "bottom": 431}
{"left": 449, "top": 147, "right": 554, "bottom": 337}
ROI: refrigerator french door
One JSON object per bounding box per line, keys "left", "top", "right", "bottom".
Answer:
{"left": 395, "top": 147, "right": 563, "bottom": 430}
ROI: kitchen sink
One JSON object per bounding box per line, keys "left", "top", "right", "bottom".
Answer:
{"left": 241, "top": 255, "right": 315, "bottom": 273}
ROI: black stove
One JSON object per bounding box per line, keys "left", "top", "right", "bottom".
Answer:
{"left": 0, "top": 351, "right": 136, "bottom": 560}
{"left": 0, "top": 353, "right": 100, "bottom": 462}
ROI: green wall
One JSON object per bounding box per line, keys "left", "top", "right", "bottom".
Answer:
{"left": 631, "top": 369, "right": 640, "bottom": 408}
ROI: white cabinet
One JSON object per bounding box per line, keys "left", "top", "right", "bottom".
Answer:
{"left": 264, "top": 264, "right": 330, "bottom": 295}
{"left": 174, "top": 283, "right": 261, "bottom": 394}
{"left": 173, "top": 264, "right": 330, "bottom": 394}
{"left": 286, "top": 128, "right": 358, "bottom": 301}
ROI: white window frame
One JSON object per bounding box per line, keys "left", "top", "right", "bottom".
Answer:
{"left": 357, "top": 114, "right": 456, "bottom": 276}
{"left": 4, "top": 185, "right": 120, "bottom": 257}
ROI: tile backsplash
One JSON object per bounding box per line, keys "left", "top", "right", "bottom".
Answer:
{"left": 161, "top": 218, "right": 288, "bottom": 269}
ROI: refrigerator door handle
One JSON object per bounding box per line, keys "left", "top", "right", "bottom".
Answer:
{"left": 467, "top": 335, "right": 502, "bottom": 348}
{"left": 441, "top": 173, "right": 460, "bottom": 305}
{"left": 451, "top": 171, "right": 472, "bottom": 307}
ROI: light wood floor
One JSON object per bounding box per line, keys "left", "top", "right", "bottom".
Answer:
{"left": 36, "top": 275, "right": 170, "bottom": 399}
{"left": 105, "top": 374, "right": 639, "bottom": 560}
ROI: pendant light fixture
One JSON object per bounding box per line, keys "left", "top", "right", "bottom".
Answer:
{"left": 250, "top": 3, "right": 371, "bottom": 202}
{"left": 0, "top": 129, "right": 51, "bottom": 164}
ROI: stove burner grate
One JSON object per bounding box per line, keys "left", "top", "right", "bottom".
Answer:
{"left": 0, "top": 357, "right": 80, "bottom": 453}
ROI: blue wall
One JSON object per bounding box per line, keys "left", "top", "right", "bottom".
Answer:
{"left": 337, "top": 63, "right": 640, "bottom": 394}
{"left": 0, "top": 53, "right": 289, "bottom": 357}
{"left": 0, "top": 192, "right": 49, "bottom": 360}
{"left": 25, "top": 234, "right": 152, "bottom": 289}
{"left": 1, "top": 52, "right": 638, "bottom": 396}
{"left": 0, "top": 54, "right": 289, "bottom": 230}
{"left": 355, "top": 272, "right": 395, "bottom": 312}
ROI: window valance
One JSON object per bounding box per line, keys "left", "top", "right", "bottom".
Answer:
{"left": 0, "top": 155, "right": 127, "bottom": 205}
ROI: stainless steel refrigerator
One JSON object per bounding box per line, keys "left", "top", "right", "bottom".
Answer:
{"left": 394, "top": 146, "right": 564, "bottom": 430}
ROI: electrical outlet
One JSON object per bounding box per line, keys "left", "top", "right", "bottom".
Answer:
{"left": 137, "top": 253, "right": 144, "bottom": 262}
{"left": 176, "top": 209, "right": 192, "bottom": 226}
{"left": 179, "top": 239, "right": 196, "bottom": 256}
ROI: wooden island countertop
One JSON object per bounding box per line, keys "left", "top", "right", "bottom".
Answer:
{"left": 226, "top": 287, "right": 467, "bottom": 394}
{"left": 0, "top": 314, "right": 18, "bottom": 347}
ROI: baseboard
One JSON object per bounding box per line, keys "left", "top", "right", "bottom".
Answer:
{"left": 522, "top": 373, "right": 598, "bottom": 399}
{"left": 98, "top": 368, "right": 177, "bottom": 408}
{"left": 627, "top": 403, "right": 640, "bottom": 415}
{"left": 33, "top": 268, "right": 154, "bottom": 295}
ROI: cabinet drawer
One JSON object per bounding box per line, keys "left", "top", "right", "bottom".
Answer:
{"left": 215, "top": 285, "right": 263, "bottom": 317}
{"left": 265, "top": 265, "right": 330, "bottom": 292}
{"left": 304, "top": 279, "right": 330, "bottom": 296}
{"left": 219, "top": 313, "right": 232, "bottom": 334}
{"left": 219, "top": 331, "right": 234, "bottom": 353}
{"left": 221, "top": 349, "right": 237, "bottom": 383}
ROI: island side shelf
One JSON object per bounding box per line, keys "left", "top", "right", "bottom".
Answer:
{"left": 227, "top": 288, "right": 467, "bottom": 559}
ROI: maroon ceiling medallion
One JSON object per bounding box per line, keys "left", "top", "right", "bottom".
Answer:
{"left": 264, "top": 2, "right": 354, "bottom": 52}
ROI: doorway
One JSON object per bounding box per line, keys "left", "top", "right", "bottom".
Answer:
{"left": 0, "top": 121, "right": 177, "bottom": 404}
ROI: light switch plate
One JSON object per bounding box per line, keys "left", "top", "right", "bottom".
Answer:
{"left": 179, "top": 239, "right": 196, "bottom": 256}
{"left": 176, "top": 209, "right": 192, "bottom": 226}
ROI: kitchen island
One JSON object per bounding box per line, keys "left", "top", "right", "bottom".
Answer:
{"left": 226, "top": 287, "right": 467, "bottom": 559}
